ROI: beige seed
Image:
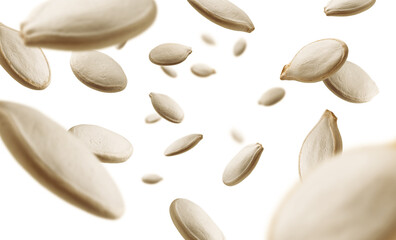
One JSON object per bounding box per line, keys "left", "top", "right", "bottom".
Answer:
{"left": 201, "top": 33, "right": 216, "bottom": 45}
{"left": 223, "top": 143, "right": 264, "bottom": 186}
{"left": 145, "top": 113, "right": 162, "bottom": 124}
{"left": 299, "top": 110, "right": 342, "bottom": 180}
{"left": 70, "top": 51, "right": 127, "bottom": 93}
{"left": 149, "top": 43, "right": 192, "bottom": 66}
{"left": 258, "top": 87, "right": 286, "bottom": 106}
{"left": 170, "top": 198, "right": 225, "bottom": 240}
{"left": 0, "top": 24, "right": 50, "bottom": 90}
{"left": 187, "top": 0, "right": 255, "bottom": 33}
{"left": 20, "top": 0, "right": 157, "bottom": 50}
{"left": 233, "top": 38, "right": 247, "bottom": 56}
{"left": 230, "top": 128, "right": 244, "bottom": 143}
{"left": 325, "top": 0, "right": 376, "bottom": 16}
{"left": 269, "top": 144, "right": 396, "bottom": 240}
{"left": 142, "top": 174, "right": 163, "bottom": 184}
{"left": 161, "top": 66, "right": 178, "bottom": 78}
{"left": 324, "top": 61, "right": 378, "bottom": 103}
{"left": 116, "top": 41, "right": 127, "bottom": 50}
{"left": 0, "top": 101, "right": 124, "bottom": 219}
{"left": 280, "top": 39, "right": 348, "bottom": 83}
{"left": 164, "top": 134, "right": 203, "bottom": 156}
{"left": 191, "top": 63, "right": 216, "bottom": 77}
{"left": 69, "top": 124, "right": 133, "bottom": 163}
{"left": 149, "top": 92, "right": 184, "bottom": 123}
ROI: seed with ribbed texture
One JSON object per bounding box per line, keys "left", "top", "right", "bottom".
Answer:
{"left": 233, "top": 38, "right": 247, "bottom": 56}
{"left": 161, "top": 66, "right": 177, "bottom": 78}
{"left": 191, "top": 63, "right": 216, "bottom": 77}
{"left": 164, "top": 134, "right": 203, "bottom": 156}
{"left": 280, "top": 39, "right": 348, "bottom": 83}
{"left": 325, "top": 0, "right": 376, "bottom": 16}
{"left": 142, "top": 174, "right": 163, "bottom": 184}
{"left": 170, "top": 198, "right": 225, "bottom": 240}
{"left": 149, "top": 92, "right": 184, "bottom": 123}
{"left": 202, "top": 33, "right": 216, "bottom": 45}
{"left": 20, "top": 0, "right": 157, "bottom": 50}
{"left": 258, "top": 87, "right": 285, "bottom": 106}
{"left": 0, "top": 101, "right": 124, "bottom": 219}
{"left": 145, "top": 113, "right": 161, "bottom": 124}
{"left": 149, "top": 43, "right": 192, "bottom": 66}
{"left": 0, "top": 24, "right": 50, "bottom": 90}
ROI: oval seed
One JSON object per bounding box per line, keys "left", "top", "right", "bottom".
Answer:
{"left": 116, "top": 41, "right": 127, "bottom": 50}
{"left": 230, "top": 128, "right": 244, "bottom": 143}
{"left": 299, "top": 110, "right": 342, "bottom": 180}
{"left": 20, "top": 0, "right": 157, "bottom": 50}
{"left": 149, "top": 92, "right": 184, "bottom": 123}
{"left": 187, "top": 0, "right": 255, "bottom": 33}
{"left": 164, "top": 134, "right": 203, "bottom": 156}
{"left": 191, "top": 63, "right": 216, "bottom": 77}
{"left": 280, "top": 39, "right": 348, "bottom": 83}
{"left": 323, "top": 61, "right": 378, "bottom": 103}
{"left": 145, "top": 113, "right": 162, "bottom": 124}
{"left": 69, "top": 124, "right": 133, "bottom": 163}
{"left": 201, "top": 33, "right": 216, "bottom": 45}
{"left": 258, "top": 87, "right": 286, "bottom": 106}
{"left": 149, "top": 43, "right": 192, "bottom": 66}
{"left": 70, "top": 51, "right": 127, "bottom": 93}
{"left": 170, "top": 198, "right": 225, "bottom": 240}
{"left": 269, "top": 145, "right": 396, "bottom": 240}
{"left": 0, "top": 101, "right": 124, "bottom": 219}
{"left": 233, "top": 38, "right": 247, "bottom": 56}
{"left": 142, "top": 174, "right": 163, "bottom": 184}
{"left": 0, "top": 24, "right": 50, "bottom": 90}
{"left": 325, "top": 0, "right": 376, "bottom": 16}
{"left": 223, "top": 143, "right": 264, "bottom": 186}
{"left": 161, "top": 66, "right": 178, "bottom": 78}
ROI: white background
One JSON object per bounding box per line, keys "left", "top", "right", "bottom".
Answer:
{"left": 0, "top": 0, "right": 393, "bottom": 239}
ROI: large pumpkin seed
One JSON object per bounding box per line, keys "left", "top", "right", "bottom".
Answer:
{"left": 258, "top": 87, "right": 286, "bottom": 106}
{"left": 233, "top": 38, "right": 247, "bottom": 56}
{"left": 323, "top": 61, "right": 378, "bottom": 103}
{"left": 0, "top": 24, "right": 50, "bottom": 90}
{"left": 149, "top": 92, "right": 184, "bottom": 123}
{"left": 325, "top": 0, "right": 376, "bottom": 16}
{"left": 164, "top": 134, "right": 203, "bottom": 156}
{"left": 223, "top": 143, "right": 263, "bottom": 186}
{"left": 161, "top": 66, "right": 178, "bottom": 78}
{"left": 149, "top": 43, "right": 192, "bottom": 66}
{"left": 0, "top": 101, "right": 124, "bottom": 219}
{"left": 280, "top": 39, "right": 348, "bottom": 83}
{"left": 70, "top": 51, "right": 127, "bottom": 93}
{"left": 191, "top": 63, "right": 216, "bottom": 77}
{"left": 69, "top": 124, "right": 133, "bottom": 163}
{"left": 187, "top": 0, "right": 255, "bottom": 32}
{"left": 299, "top": 110, "right": 342, "bottom": 180}
{"left": 20, "top": 0, "right": 157, "bottom": 50}
{"left": 142, "top": 174, "right": 163, "bottom": 184}
{"left": 170, "top": 198, "right": 225, "bottom": 240}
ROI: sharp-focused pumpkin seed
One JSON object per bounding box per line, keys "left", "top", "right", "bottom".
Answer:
{"left": 299, "top": 110, "right": 342, "bottom": 180}
{"left": 70, "top": 51, "right": 127, "bottom": 93}
{"left": 258, "top": 87, "right": 286, "bottom": 106}
{"left": 230, "top": 128, "right": 244, "bottom": 143}
{"left": 223, "top": 143, "right": 263, "bottom": 186}
{"left": 233, "top": 38, "right": 247, "bottom": 56}
{"left": 142, "top": 174, "right": 163, "bottom": 184}
{"left": 280, "top": 39, "right": 348, "bottom": 83}
{"left": 187, "top": 0, "right": 255, "bottom": 32}
{"left": 69, "top": 124, "right": 133, "bottom": 163}
{"left": 145, "top": 113, "right": 162, "bottom": 124}
{"left": 149, "top": 43, "right": 192, "bottom": 66}
{"left": 20, "top": 0, "right": 157, "bottom": 50}
{"left": 164, "top": 134, "right": 203, "bottom": 156}
{"left": 201, "top": 33, "right": 216, "bottom": 45}
{"left": 170, "top": 198, "right": 225, "bottom": 240}
{"left": 161, "top": 66, "right": 177, "bottom": 78}
{"left": 0, "top": 101, "right": 124, "bottom": 219}
{"left": 323, "top": 61, "right": 378, "bottom": 103}
{"left": 149, "top": 92, "right": 184, "bottom": 123}
{"left": 325, "top": 0, "right": 376, "bottom": 16}
{"left": 0, "top": 24, "right": 50, "bottom": 90}
{"left": 191, "top": 63, "right": 216, "bottom": 77}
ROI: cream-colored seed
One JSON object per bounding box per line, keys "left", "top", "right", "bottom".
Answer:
{"left": 0, "top": 101, "right": 124, "bottom": 219}
{"left": 201, "top": 33, "right": 216, "bottom": 45}
{"left": 230, "top": 128, "right": 244, "bottom": 143}
{"left": 149, "top": 92, "right": 184, "bottom": 123}
{"left": 280, "top": 39, "right": 348, "bottom": 83}
{"left": 299, "top": 110, "right": 342, "bottom": 180}
{"left": 161, "top": 66, "right": 178, "bottom": 78}
{"left": 69, "top": 124, "right": 133, "bottom": 163}
{"left": 170, "top": 198, "right": 225, "bottom": 240}
{"left": 258, "top": 87, "right": 286, "bottom": 106}
{"left": 187, "top": 0, "right": 254, "bottom": 32}
{"left": 233, "top": 38, "right": 247, "bottom": 56}
{"left": 0, "top": 24, "right": 50, "bottom": 90}
{"left": 142, "top": 174, "right": 163, "bottom": 184}
{"left": 145, "top": 113, "right": 162, "bottom": 124}
{"left": 116, "top": 41, "right": 127, "bottom": 50}
{"left": 223, "top": 143, "right": 264, "bottom": 186}
{"left": 191, "top": 63, "right": 216, "bottom": 77}
{"left": 164, "top": 134, "right": 203, "bottom": 156}
{"left": 149, "top": 43, "right": 192, "bottom": 66}
{"left": 324, "top": 61, "right": 378, "bottom": 103}
{"left": 325, "top": 0, "right": 376, "bottom": 16}
{"left": 70, "top": 51, "right": 127, "bottom": 93}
